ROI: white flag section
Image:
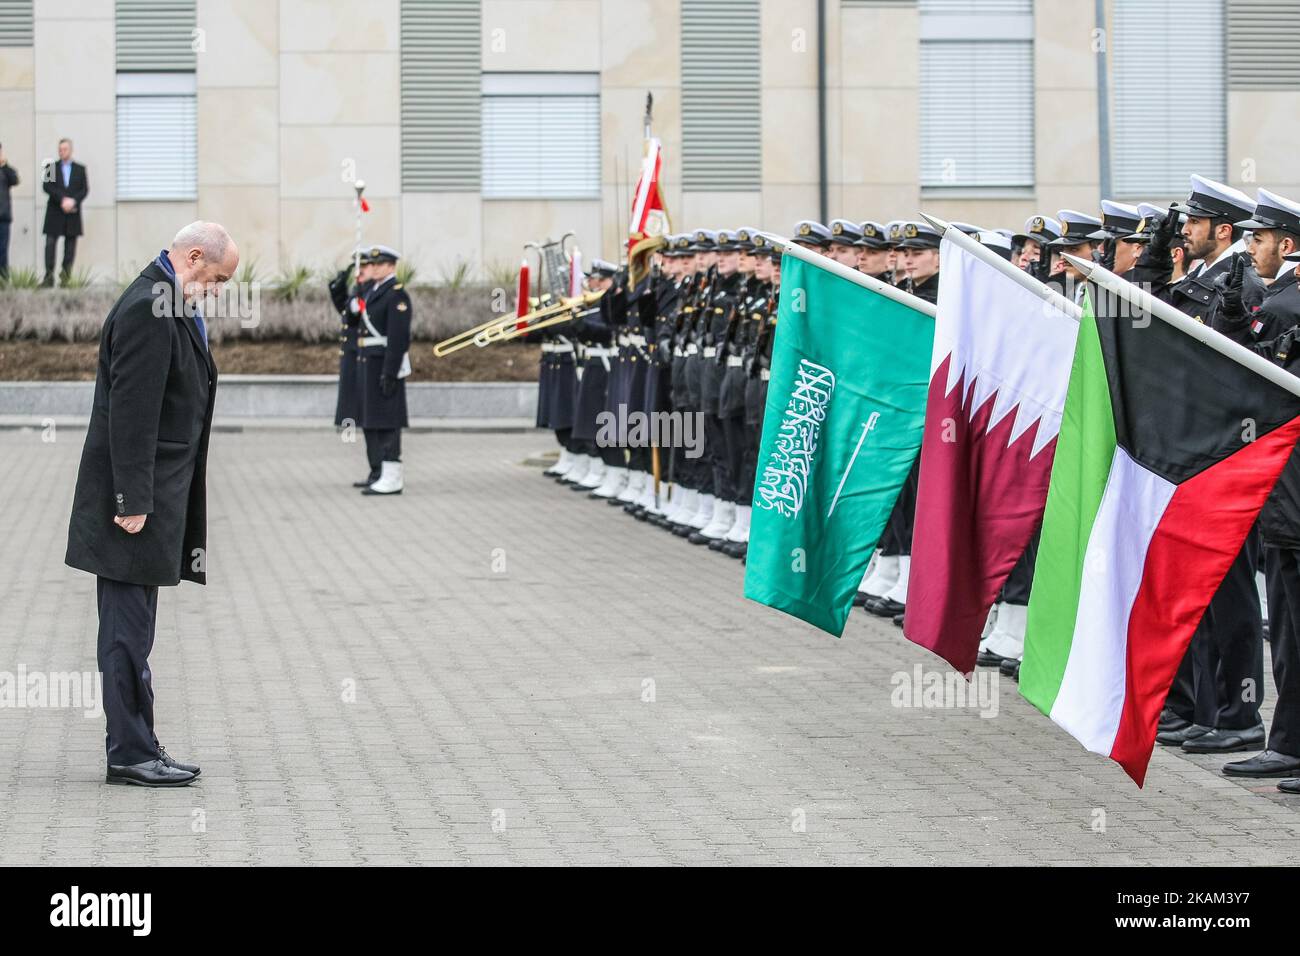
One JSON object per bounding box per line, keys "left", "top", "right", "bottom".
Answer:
{"left": 931, "top": 241, "right": 1079, "bottom": 460}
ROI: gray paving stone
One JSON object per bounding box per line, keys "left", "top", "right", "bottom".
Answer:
{"left": 1, "top": 428, "right": 1297, "bottom": 865}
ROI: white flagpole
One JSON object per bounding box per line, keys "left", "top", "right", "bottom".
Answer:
{"left": 1063, "top": 253, "right": 1300, "bottom": 402}
{"left": 767, "top": 234, "right": 937, "bottom": 319}
{"left": 920, "top": 212, "right": 1082, "bottom": 321}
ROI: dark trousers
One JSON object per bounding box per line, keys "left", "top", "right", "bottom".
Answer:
{"left": 722, "top": 415, "right": 747, "bottom": 503}
{"left": 705, "top": 414, "right": 731, "bottom": 499}
{"left": 96, "top": 577, "right": 160, "bottom": 767}
{"left": 363, "top": 427, "right": 401, "bottom": 475}
{"left": 1265, "top": 546, "right": 1300, "bottom": 756}
{"left": 1000, "top": 528, "right": 1041, "bottom": 606}
{"left": 0, "top": 221, "right": 10, "bottom": 278}
{"left": 44, "top": 233, "right": 77, "bottom": 277}
{"left": 1190, "top": 540, "right": 1264, "bottom": 730}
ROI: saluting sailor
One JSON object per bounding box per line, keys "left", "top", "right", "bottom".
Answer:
{"left": 353, "top": 244, "right": 412, "bottom": 496}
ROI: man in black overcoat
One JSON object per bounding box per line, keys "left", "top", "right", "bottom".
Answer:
{"left": 65, "top": 221, "right": 238, "bottom": 787}
{"left": 41, "top": 137, "right": 88, "bottom": 286}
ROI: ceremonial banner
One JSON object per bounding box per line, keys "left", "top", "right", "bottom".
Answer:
{"left": 1021, "top": 287, "right": 1300, "bottom": 786}
{"left": 744, "top": 251, "right": 933, "bottom": 635}
{"left": 904, "top": 238, "right": 1079, "bottom": 673}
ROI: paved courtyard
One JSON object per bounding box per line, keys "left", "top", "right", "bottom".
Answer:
{"left": 1, "top": 425, "right": 1297, "bottom": 866}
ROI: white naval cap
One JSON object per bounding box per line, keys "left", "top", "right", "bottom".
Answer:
{"left": 1171, "top": 174, "right": 1256, "bottom": 222}
{"left": 1237, "top": 187, "right": 1300, "bottom": 234}
{"left": 1014, "top": 215, "right": 1062, "bottom": 244}
{"left": 1091, "top": 200, "right": 1142, "bottom": 239}
{"left": 977, "top": 230, "right": 1014, "bottom": 261}
{"left": 587, "top": 258, "right": 618, "bottom": 276}
{"left": 1049, "top": 209, "right": 1104, "bottom": 246}
{"left": 358, "top": 243, "right": 400, "bottom": 264}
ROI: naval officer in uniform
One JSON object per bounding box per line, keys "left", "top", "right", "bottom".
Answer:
{"left": 353, "top": 245, "right": 412, "bottom": 496}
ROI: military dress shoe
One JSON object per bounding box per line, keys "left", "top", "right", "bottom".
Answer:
{"left": 892, "top": 612, "right": 905, "bottom": 628}
{"left": 998, "top": 656, "right": 1019, "bottom": 678}
{"left": 722, "top": 542, "right": 747, "bottom": 559}
{"left": 865, "top": 597, "right": 904, "bottom": 618}
{"left": 158, "top": 745, "right": 200, "bottom": 776}
{"left": 853, "top": 591, "right": 871, "bottom": 607}
{"left": 106, "top": 759, "right": 196, "bottom": 787}
{"left": 975, "top": 648, "right": 1010, "bottom": 668}
{"left": 707, "top": 537, "right": 728, "bottom": 552}
{"left": 1155, "top": 722, "right": 1211, "bottom": 746}
{"left": 1279, "top": 778, "right": 1300, "bottom": 794}
{"left": 1181, "top": 724, "right": 1265, "bottom": 754}
{"left": 1221, "top": 749, "right": 1300, "bottom": 777}
{"left": 1158, "top": 708, "right": 1192, "bottom": 734}
{"left": 352, "top": 476, "right": 378, "bottom": 489}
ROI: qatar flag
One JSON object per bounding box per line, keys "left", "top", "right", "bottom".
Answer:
{"left": 903, "top": 239, "right": 1079, "bottom": 674}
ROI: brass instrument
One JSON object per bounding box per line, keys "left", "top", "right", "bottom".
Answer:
{"left": 432, "top": 233, "right": 592, "bottom": 356}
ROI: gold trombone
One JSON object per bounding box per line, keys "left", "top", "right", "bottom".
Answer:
{"left": 489, "top": 290, "right": 603, "bottom": 343}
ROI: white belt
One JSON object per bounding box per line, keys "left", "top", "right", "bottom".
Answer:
{"left": 702, "top": 346, "right": 717, "bottom": 358}
{"left": 673, "top": 346, "right": 685, "bottom": 357}
{"left": 760, "top": 369, "right": 770, "bottom": 381}
{"left": 542, "top": 342, "right": 573, "bottom": 354}
{"left": 726, "top": 355, "right": 743, "bottom": 367}
{"left": 686, "top": 344, "right": 699, "bottom": 356}
{"left": 540, "top": 342, "right": 555, "bottom": 352}
{"left": 616, "top": 334, "right": 631, "bottom": 346}
{"left": 359, "top": 336, "right": 386, "bottom": 348}
{"left": 627, "top": 334, "right": 647, "bottom": 347}
{"left": 585, "top": 346, "right": 613, "bottom": 358}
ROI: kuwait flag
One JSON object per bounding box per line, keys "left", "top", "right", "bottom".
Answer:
{"left": 904, "top": 240, "right": 1079, "bottom": 673}
{"left": 745, "top": 251, "right": 933, "bottom": 635}
{"left": 1021, "top": 286, "right": 1300, "bottom": 786}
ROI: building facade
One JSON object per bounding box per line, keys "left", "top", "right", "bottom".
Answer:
{"left": 0, "top": 0, "right": 1297, "bottom": 281}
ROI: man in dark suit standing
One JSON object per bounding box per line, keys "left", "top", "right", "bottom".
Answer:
{"left": 0, "top": 143, "right": 18, "bottom": 280}
{"left": 41, "top": 138, "right": 88, "bottom": 287}
{"left": 65, "top": 221, "right": 237, "bottom": 787}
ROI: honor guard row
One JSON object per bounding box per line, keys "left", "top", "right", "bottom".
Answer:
{"left": 530, "top": 173, "right": 1300, "bottom": 794}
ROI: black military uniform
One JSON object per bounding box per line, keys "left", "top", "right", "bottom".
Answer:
{"left": 1148, "top": 177, "right": 1267, "bottom": 752}
{"left": 328, "top": 258, "right": 370, "bottom": 434}
{"left": 1216, "top": 197, "right": 1300, "bottom": 782}
{"left": 865, "top": 221, "right": 940, "bottom": 621}
{"left": 354, "top": 245, "right": 412, "bottom": 496}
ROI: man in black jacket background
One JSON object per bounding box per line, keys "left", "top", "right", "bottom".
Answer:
{"left": 0, "top": 143, "right": 18, "bottom": 280}
{"left": 65, "top": 220, "right": 238, "bottom": 787}
{"left": 41, "top": 137, "right": 88, "bottom": 287}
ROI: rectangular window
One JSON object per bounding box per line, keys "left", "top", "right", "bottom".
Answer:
{"left": 919, "top": 0, "right": 1034, "bottom": 192}
{"left": 0, "top": 0, "right": 33, "bottom": 47}
{"left": 1112, "top": 0, "right": 1225, "bottom": 196}
{"left": 401, "top": 0, "right": 481, "bottom": 192}
{"left": 481, "top": 72, "right": 600, "bottom": 200}
{"left": 681, "top": 0, "right": 760, "bottom": 191}
{"left": 116, "top": 72, "right": 197, "bottom": 201}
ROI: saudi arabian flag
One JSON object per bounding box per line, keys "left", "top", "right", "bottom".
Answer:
{"left": 744, "top": 250, "right": 934, "bottom": 635}
{"left": 1021, "top": 286, "right": 1300, "bottom": 786}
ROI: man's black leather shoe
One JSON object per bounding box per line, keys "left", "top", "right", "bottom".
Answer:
{"left": 158, "top": 746, "right": 200, "bottom": 776}
{"left": 1158, "top": 708, "right": 1191, "bottom": 734}
{"left": 976, "top": 648, "right": 1009, "bottom": 668}
{"left": 1221, "top": 749, "right": 1300, "bottom": 777}
{"left": 106, "top": 759, "right": 196, "bottom": 787}
{"left": 865, "top": 597, "right": 904, "bottom": 617}
{"left": 1156, "top": 723, "right": 1212, "bottom": 746}
{"left": 892, "top": 612, "right": 905, "bottom": 628}
{"left": 1279, "top": 778, "right": 1300, "bottom": 793}
{"left": 1182, "top": 724, "right": 1265, "bottom": 754}
{"left": 999, "top": 657, "right": 1020, "bottom": 678}
{"left": 352, "top": 476, "right": 377, "bottom": 488}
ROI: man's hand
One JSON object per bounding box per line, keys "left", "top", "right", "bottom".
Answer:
{"left": 60, "top": 196, "right": 75, "bottom": 213}
{"left": 1149, "top": 204, "right": 1179, "bottom": 260}
{"left": 380, "top": 374, "right": 397, "bottom": 398}
{"left": 1217, "top": 255, "right": 1246, "bottom": 323}
{"left": 114, "top": 514, "right": 147, "bottom": 534}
